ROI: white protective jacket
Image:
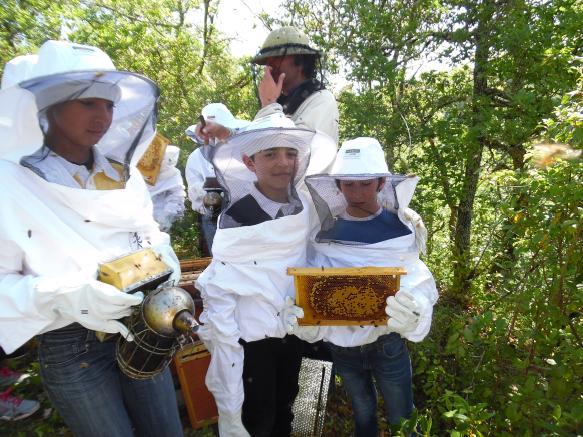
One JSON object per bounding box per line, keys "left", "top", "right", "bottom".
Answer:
{"left": 0, "top": 52, "right": 179, "bottom": 353}
{"left": 185, "top": 148, "right": 215, "bottom": 214}
{"left": 302, "top": 177, "right": 438, "bottom": 347}
{"left": 256, "top": 89, "right": 339, "bottom": 143}
{"left": 147, "top": 145, "right": 186, "bottom": 231}
{"left": 0, "top": 162, "right": 179, "bottom": 353}
{"left": 196, "top": 192, "right": 315, "bottom": 415}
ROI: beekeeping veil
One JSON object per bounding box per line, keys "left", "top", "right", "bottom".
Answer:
{"left": 204, "top": 112, "right": 316, "bottom": 229}
{"left": 305, "top": 137, "right": 419, "bottom": 244}
{"left": 0, "top": 40, "right": 159, "bottom": 175}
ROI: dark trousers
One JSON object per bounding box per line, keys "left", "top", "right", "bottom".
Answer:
{"left": 241, "top": 335, "right": 303, "bottom": 437}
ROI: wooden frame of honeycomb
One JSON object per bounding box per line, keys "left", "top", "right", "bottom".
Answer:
{"left": 287, "top": 267, "right": 407, "bottom": 326}
{"left": 137, "top": 133, "right": 170, "bottom": 185}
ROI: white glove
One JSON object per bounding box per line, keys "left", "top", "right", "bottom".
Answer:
{"left": 41, "top": 278, "right": 144, "bottom": 340}
{"left": 282, "top": 296, "right": 304, "bottom": 334}
{"left": 218, "top": 410, "right": 250, "bottom": 437}
{"left": 281, "top": 297, "right": 322, "bottom": 342}
{"left": 403, "top": 207, "right": 427, "bottom": 255}
{"left": 386, "top": 290, "right": 422, "bottom": 335}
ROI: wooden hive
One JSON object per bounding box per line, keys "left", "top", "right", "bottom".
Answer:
{"left": 173, "top": 257, "right": 216, "bottom": 429}
{"left": 287, "top": 267, "right": 407, "bottom": 326}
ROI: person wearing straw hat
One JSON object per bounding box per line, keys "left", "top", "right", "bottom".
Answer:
{"left": 0, "top": 40, "right": 182, "bottom": 436}
{"left": 195, "top": 112, "right": 336, "bottom": 437}
{"left": 285, "top": 137, "right": 438, "bottom": 436}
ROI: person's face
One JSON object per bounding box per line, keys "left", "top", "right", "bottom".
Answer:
{"left": 47, "top": 98, "right": 114, "bottom": 150}
{"left": 339, "top": 178, "right": 385, "bottom": 216}
{"left": 264, "top": 55, "right": 305, "bottom": 93}
{"left": 243, "top": 147, "right": 299, "bottom": 198}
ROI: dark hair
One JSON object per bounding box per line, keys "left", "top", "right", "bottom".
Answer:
{"left": 293, "top": 54, "right": 318, "bottom": 79}
{"left": 335, "top": 177, "right": 385, "bottom": 191}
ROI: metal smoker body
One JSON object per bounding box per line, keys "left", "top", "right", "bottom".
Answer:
{"left": 117, "top": 284, "right": 199, "bottom": 380}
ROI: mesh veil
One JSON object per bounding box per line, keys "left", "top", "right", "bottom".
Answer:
{"left": 19, "top": 70, "right": 159, "bottom": 171}
{"left": 305, "top": 173, "right": 416, "bottom": 245}
{"left": 203, "top": 127, "right": 315, "bottom": 229}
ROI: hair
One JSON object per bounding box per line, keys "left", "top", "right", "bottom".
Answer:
{"left": 293, "top": 54, "right": 318, "bottom": 79}
{"left": 335, "top": 177, "right": 385, "bottom": 191}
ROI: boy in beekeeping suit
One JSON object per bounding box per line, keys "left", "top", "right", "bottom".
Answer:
{"left": 286, "top": 137, "right": 438, "bottom": 436}
{"left": 195, "top": 112, "right": 335, "bottom": 436}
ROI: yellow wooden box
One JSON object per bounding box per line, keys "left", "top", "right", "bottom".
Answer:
{"left": 98, "top": 248, "right": 173, "bottom": 294}
{"left": 287, "top": 267, "right": 407, "bottom": 326}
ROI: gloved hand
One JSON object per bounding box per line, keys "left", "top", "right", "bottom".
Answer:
{"left": 282, "top": 296, "right": 304, "bottom": 334}
{"left": 218, "top": 410, "right": 250, "bottom": 437}
{"left": 386, "top": 290, "right": 422, "bottom": 335}
{"left": 403, "top": 207, "right": 427, "bottom": 255}
{"left": 281, "top": 296, "right": 322, "bottom": 342}
{"left": 42, "top": 278, "right": 144, "bottom": 340}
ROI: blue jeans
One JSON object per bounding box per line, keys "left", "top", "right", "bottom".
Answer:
{"left": 201, "top": 214, "right": 217, "bottom": 255}
{"left": 329, "top": 333, "right": 413, "bottom": 436}
{"left": 38, "top": 324, "right": 183, "bottom": 437}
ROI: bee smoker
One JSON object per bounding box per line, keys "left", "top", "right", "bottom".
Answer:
{"left": 97, "top": 248, "right": 200, "bottom": 380}
{"left": 116, "top": 283, "right": 199, "bottom": 380}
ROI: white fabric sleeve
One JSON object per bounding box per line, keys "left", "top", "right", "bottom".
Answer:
{"left": 0, "top": 238, "right": 143, "bottom": 353}
{"left": 397, "top": 260, "right": 438, "bottom": 342}
{"left": 185, "top": 151, "right": 208, "bottom": 214}
{"left": 293, "top": 90, "right": 339, "bottom": 143}
{"left": 254, "top": 102, "right": 285, "bottom": 119}
{"left": 0, "top": 238, "right": 55, "bottom": 352}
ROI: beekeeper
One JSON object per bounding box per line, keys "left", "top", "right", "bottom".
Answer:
{"left": 195, "top": 26, "right": 339, "bottom": 155}
{"left": 195, "top": 113, "right": 335, "bottom": 437}
{"left": 0, "top": 40, "right": 182, "bottom": 436}
{"left": 185, "top": 103, "right": 250, "bottom": 254}
{"left": 286, "top": 137, "right": 438, "bottom": 436}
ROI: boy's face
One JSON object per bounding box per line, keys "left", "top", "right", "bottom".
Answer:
{"left": 339, "top": 178, "right": 385, "bottom": 215}
{"left": 243, "top": 147, "right": 299, "bottom": 193}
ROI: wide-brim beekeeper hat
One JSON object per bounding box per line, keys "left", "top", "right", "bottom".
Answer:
{"left": 205, "top": 113, "right": 317, "bottom": 226}
{"left": 251, "top": 26, "right": 322, "bottom": 65}
{"left": 237, "top": 112, "right": 313, "bottom": 158}
{"left": 0, "top": 40, "right": 159, "bottom": 168}
{"left": 329, "top": 137, "right": 391, "bottom": 179}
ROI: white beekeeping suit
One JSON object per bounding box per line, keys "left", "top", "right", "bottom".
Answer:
{"left": 195, "top": 113, "right": 335, "bottom": 436}
{"left": 289, "top": 137, "right": 438, "bottom": 346}
{"left": 185, "top": 103, "right": 250, "bottom": 214}
{"left": 147, "top": 144, "right": 186, "bottom": 231}
{"left": 0, "top": 40, "right": 180, "bottom": 354}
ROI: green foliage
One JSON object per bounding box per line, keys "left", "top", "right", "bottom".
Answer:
{"left": 2, "top": 0, "right": 583, "bottom": 435}
{"left": 170, "top": 201, "right": 202, "bottom": 260}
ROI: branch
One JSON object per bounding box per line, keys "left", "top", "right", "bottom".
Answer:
{"left": 88, "top": 1, "right": 180, "bottom": 30}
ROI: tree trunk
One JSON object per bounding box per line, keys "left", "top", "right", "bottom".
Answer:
{"left": 451, "top": 1, "right": 494, "bottom": 302}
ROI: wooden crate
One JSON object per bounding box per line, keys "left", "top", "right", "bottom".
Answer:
{"left": 287, "top": 266, "right": 407, "bottom": 326}
{"left": 173, "top": 341, "right": 218, "bottom": 429}
{"left": 179, "top": 257, "right": 212, "bottom": 295}
{"left": 175, "top": 258, "right": 216, "bottom": 429}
